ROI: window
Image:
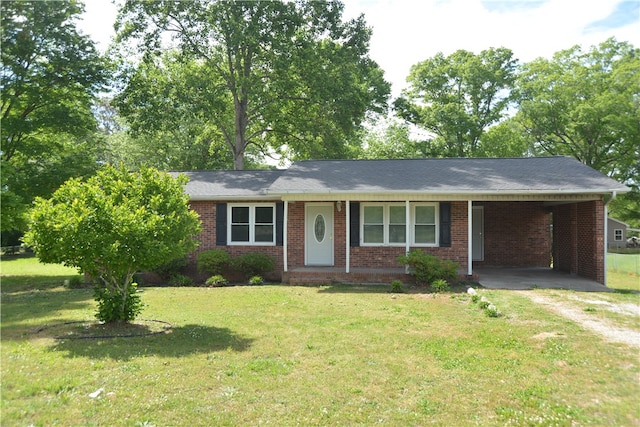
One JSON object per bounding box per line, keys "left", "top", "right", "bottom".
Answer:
{"left": 362, "top": 204, "right": 406, "bottom": 245}
{"left": 414, "top": 204, "right": 437, "bottom": 245}
{"left": 361, "top": 203, "right": 438, "bottom": 246}
{"left": 614, "top": 229, "right": 623, "bottom": 241}
{"left": 363, "top": 205, "right": 384, "bottom": 244}
{"left": 389, "top": 205, "right": 407, "bottom": 244}
{"left": 229, "top": 204, "right": 275, "bottom": 245}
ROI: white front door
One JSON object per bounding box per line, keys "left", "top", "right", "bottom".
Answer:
{"left": 472, "top": 206, "right": 484, "bottom": 261}
{"left": 306, "top": 204, "right": 334, "bottom": 266}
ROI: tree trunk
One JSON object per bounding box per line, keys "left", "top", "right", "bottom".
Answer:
{"left": 233, "top": 98, "right": 248, "bottom": 170}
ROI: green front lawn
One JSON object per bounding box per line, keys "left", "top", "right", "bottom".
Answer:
{"left": 2, "top": 257, "right": 639, "bottom": 426}
{"left": 607, "top": 253, "right": 640, "bottom": 291}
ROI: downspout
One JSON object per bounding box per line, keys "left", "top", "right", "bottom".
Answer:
{"left": 603, "top": 191, "right": 617, "bottom": 286}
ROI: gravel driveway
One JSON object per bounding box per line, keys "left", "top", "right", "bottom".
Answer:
{"left": 524, "top": 291, "right": 640, "bottom": 348}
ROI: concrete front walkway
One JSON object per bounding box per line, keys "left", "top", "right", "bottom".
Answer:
{"left": 476, "top": 267, "right": 611, "bottom": 292}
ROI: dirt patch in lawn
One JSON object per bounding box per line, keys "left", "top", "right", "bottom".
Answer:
{"left": 524, "top": 292, "right": 640, "bottom": 348}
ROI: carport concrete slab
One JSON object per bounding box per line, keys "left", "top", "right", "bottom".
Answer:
{"left": 476, "top": 268, "right": 611, "bottom": 292}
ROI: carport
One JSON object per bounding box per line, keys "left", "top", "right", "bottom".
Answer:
{"left": 472, "top": 199, "right": 613, "bottom": 285}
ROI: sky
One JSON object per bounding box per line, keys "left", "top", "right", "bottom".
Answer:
{"left": 79, "top": 0, "right": 640, "bottom": 97}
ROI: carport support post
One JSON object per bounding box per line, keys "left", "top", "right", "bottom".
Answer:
{"left": 468, "top": 200, "right": 473, "bottom": 276}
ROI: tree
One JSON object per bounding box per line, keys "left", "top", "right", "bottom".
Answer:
{"left": 114, "top": 0, "right": 389, "bottom": 169}
{"left": 517, "top": 38, "right": 639, "bottom": 181}
{"left": 357, "top": 118, "right": 428, "bottom": 159}
{"left": 476, "top": 117, "right": 532, "bottom": 158}
{"left": 517, "top": 38, "right": 639, "bottom": 227}
{"left": 394, "top": 47, "right": 518, "bottom": 157}
{"left": 23, "top": 165, "right": 202, "bottom": 323}
{"left": 1, "top": 0, "right": 108, "bottom": 231}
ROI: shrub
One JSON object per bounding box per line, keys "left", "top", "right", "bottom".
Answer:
{"left": 205, "top": 275, "right": 228, "bottom": 287}
{"left": 484, "top": 304, "right": 502, "bottom": 318}
{"left": 478, "top": 296, "right": 491, "bottom": 309}
{"left": 168, "top": 274, "right": 194, "bottom": 287}
{"left": 197, "top": 249, "right": 231, "bottom": 275}
{"left": 95, "top": 282, "right": 143, "bottom": 323}
{"left": 66, "top": 275, "right": 84, "bottom": 289}
{"left": 232, "top": 253, "right": 275, "bottom": 278}
{"left": 397, "top": 250, "right": 458, "bottom": 285}
{"left": 471, "top": 294, "right": 480, "bottom": 303}
{"left": 390, "top": 279, "right": 404, "bottom": 293}
{"left": 153, "top": 256, "right": 188, "bottom": 280}
{"left": 431, "top": 278, "right": 450, "bottom": 293}
{"left": 249, "top": 275, "right": 264, "bottom": 286}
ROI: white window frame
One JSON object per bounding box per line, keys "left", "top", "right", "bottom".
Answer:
{"left": 228, "top": 203, "right": 276, "bottom": 246}
{"left": 360, "top": 202, "right": 440, "bottom": 247}
{"left": 412, "top": 203, "right": 439, "bottom": 247}
{"left": 361, "top": 203, "right": 405, "bottom": 246}
{"left": 614, "top": 229, "right": 623, "bottom": 241}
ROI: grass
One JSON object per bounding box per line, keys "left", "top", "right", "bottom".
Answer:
{"left": 607, "top": 253, "right": 640, "bottom": 291}
{"left": 2, "top": 258, "right": 639, "bottom": 426}
{"left": 1, "top": 255, "right": 81, "bottom": 290}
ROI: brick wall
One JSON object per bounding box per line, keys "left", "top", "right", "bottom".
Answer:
{"left": 189, "top": 199, "right": 604, "bottom": 284}
{"left": 192, "top": 200, "right": 470, "bottom": 276}
{"left": 552, "top": 200, "right": 604, "bottom": 283}
{"left": 189, "top": 201, "right": 284, "bottom": 281}
{"left": 475, "top": 201, "right": 551, "bottom": 268}
{"left": 287, "top": 201, "right": 469, "bottom": 271}
{"left": 552, "top": 204, "right": 576, "bottom": 273}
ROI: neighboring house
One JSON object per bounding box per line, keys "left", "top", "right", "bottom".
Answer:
{"left": 176, "top": 157, "right": 629, "bottom": 285}
{"left": 607, "top": 217, "right": 628, "bottom": 249}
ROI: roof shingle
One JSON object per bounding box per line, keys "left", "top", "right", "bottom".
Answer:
{"left": 175, "top": 157, "right": 628, "bottom": 199}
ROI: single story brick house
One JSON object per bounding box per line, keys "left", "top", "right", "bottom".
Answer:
{"left": 175, "top": 157, "right": 628, "bottom": 285}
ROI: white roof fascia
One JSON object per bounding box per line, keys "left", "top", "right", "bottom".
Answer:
{"left": 188, "top": 195, "right": 282, "bottom": 202}
{"left": 276, "top": 192, "right": 609, "bottom": 202}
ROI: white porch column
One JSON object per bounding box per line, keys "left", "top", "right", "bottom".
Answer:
{"left": 345, "top": 200, "right": 350, "bottom": 273}
{"left": 405, "top": 200, "right": 411, "bottom": 274}
{"left": 344, "top": 199, "right": 351, "bottom": 273}
{"left": 283, "top": 200, "right": 288, "bottom": 272}
{"left": 468, "top": 200, "right": 473, "bottom": 276}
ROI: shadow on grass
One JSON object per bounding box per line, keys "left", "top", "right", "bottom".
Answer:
{"left": 49, "top": 324, "right": 254, "bottom": 361}
{"left": 0, "top": 276, "right": 80, "bottom": 293}
{"left": 1, "top": 288, "right": 94, "bottom": 340}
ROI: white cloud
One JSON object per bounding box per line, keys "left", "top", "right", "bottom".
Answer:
{"left": 343, "top": 0, "right": 640, "bottom": 96}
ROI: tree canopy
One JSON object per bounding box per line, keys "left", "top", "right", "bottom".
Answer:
{"left": 516, "top": 38, "right": 639, "bottom": 183}
{"left": 114, "top": 0, "right": 390, "bottom": 170}
{"left": 516, "top": 38, "right": 640, "bottom": 226}
{"left": 1, "top": 0, "right": 107, "bottom": 232}
{"left": 394, "top": 47, "right": 518, "bottom": 157}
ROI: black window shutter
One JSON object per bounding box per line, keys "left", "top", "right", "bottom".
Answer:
{"left": 439, "top": 202, "right": 451, "bottom": 247}
{"left": 275, "top": 202, "right": 284, "bottom": 246}
{"left": 216, "top": 203, "right": 227, "bottom": 246}
{"left": 350, "top": 202, "right": 360, "bottom": 247}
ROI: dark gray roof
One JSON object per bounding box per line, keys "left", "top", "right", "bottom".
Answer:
{"left": 172, "top": 170, "right": 284, "bottom": 200}
{"left": 174, "top": 157, "right": 628, "bottom": 200}
{"left": 268, "top": 157, "right": 628, "bottom": 195}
